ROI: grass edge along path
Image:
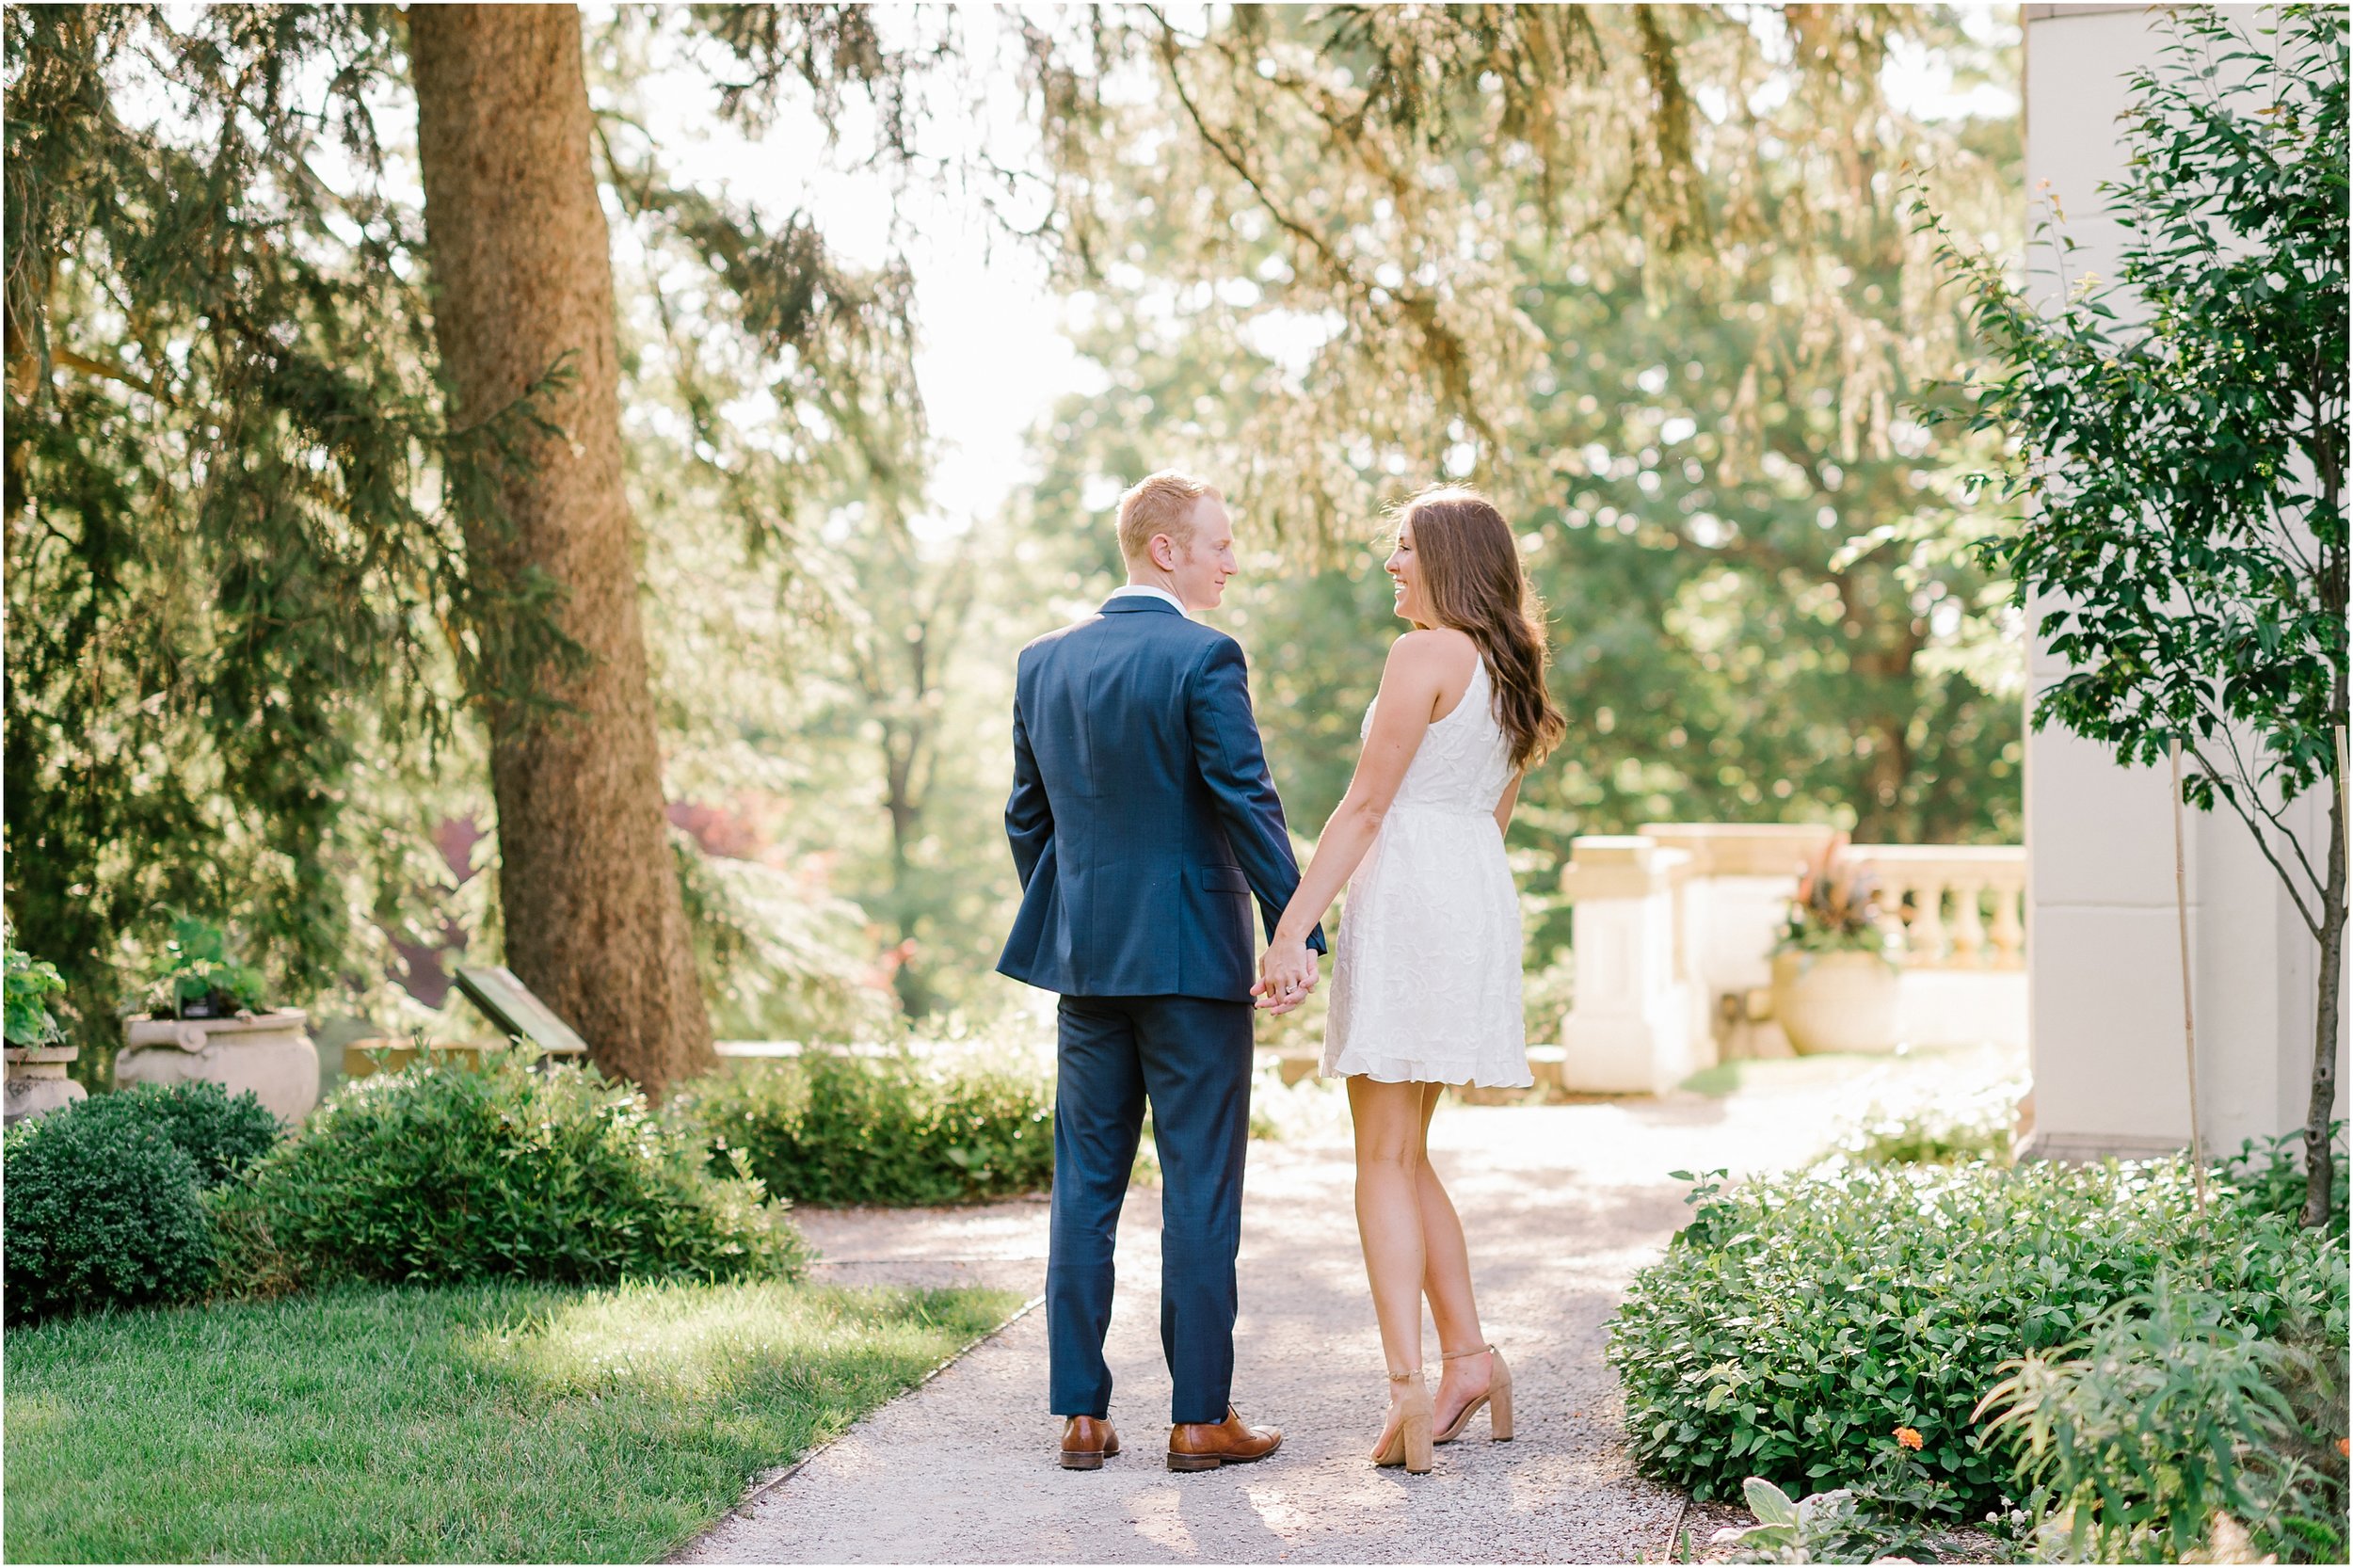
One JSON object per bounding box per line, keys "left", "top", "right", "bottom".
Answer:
{"left": 4, "top": 1278, "right": 1024, "bottom": 1563}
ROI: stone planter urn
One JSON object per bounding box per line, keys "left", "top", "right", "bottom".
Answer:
{"left": 118, "top": 1009, "right": 316, "bottom": 1123}
{"left": 4, "top": 1045, "right": 88, "bottom": 1126}
{"left": 1769, "top": 951, "right": 1900, "bottom": 1056}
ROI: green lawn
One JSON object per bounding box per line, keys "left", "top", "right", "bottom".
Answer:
{"left": 5, "top": 1278, "right": 1023, "bottom": 1563}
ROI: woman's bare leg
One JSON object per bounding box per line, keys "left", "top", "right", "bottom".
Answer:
{"left": 1350, "top": 1075, "right": 1431, "bottom": 1456}
{"left": 1414, "top": 1082, "right": 1494, "bottom": 1430}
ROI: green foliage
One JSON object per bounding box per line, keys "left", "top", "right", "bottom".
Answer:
{"left": 4, "top": 932, "right": 68, "bottom": 1047}
{"left": 1712, "top": 1444, "right": 1961, "bottom": 1566}
{"left": 213, "top": 1049, "right": 802, "bottom": 1291}
{"left": 669, "top": 1050, "right": 1054, "bottom": 1207}
{"left": 2, "top": 8, "right": 582, "bottom": 1069}
{"left": 1940, "top": 4, "right": 2346, "bottom": 824}
{"left": 4, "top": 7, "right": 939, "bottom": 1069}
{"left": 673, "top": 838, "right": 901, "bottom": 1045}
{"left": 1827, "top": 1079, "right": 2024, "bottom": 1168}
{"left": 1607, "top": 1154, "right": 2343, "bottom": 1516}
{"left": 141, "top": 914, "right": 269, "bottom": 1018}
{"left": 1520, "top": 947, "right": 1577, "bottom": 1043}
{"left": 2221, "top": 1132, "right": 2352, "bottom": 1233}
{"left": 1981, "top": 1272, "right": 2348, "bottom": 1564}
{"left": 1976, "top": 1132, "right": 2350, "bottom": 1564}
{"left": 3, "top": 1096, "right": 216, "bottom": 1324}
{"left": 64, "top": 1081, "right": 282, "bottom": 1191}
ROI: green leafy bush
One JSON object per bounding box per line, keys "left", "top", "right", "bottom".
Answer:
{"left": 1711, "top": 1441, "right": 1961, "bottom": 1567}
{"left": 1825, "top": 1079, "right": 2024, "bottom": 1167}
{"left": 213, "top": 1049, "right": 803, "bottom": 1291}
{"left": 4, "top": 1099, "right": 216, "bottom": 1323}
{"left": 670, "top": 1050, "right": 1053, "bottom": 1207}
{"left": 1608, "top": 1154, "right": 2340, "bottom": 1517}
{"left": 1982, "top": 1267, "right": 2348, "bottom": 1565}
{"left": 66, "top": 1081, "right": 281, "bottom": 1189}
{"left": 2219, "top": 1132, "right": 2350, "bottom": 1231}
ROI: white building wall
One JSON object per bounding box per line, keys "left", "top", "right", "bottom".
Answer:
{"left": 2021, "top": 5, "right": 2345, "bottom": 1159}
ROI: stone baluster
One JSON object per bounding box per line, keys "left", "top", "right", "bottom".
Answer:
{"left": 1851, "top": 845, "right": 2027, "bottom": 970}
{"left": 1872, "top": 881, "right": 1913, "bottom": 961}
{"left": 1908, "top": 874, "right": 1949, "bottom": 965}
{"left": 1989, "top": 881, "right": 2025, "bottom": 968}
{"left": 1949, "top": 878, "right": 1988, "bottom": 967}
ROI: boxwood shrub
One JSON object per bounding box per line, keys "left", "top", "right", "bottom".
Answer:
{"left": 213, "top": 1049, "right": 805, "bottom": 1291}
{"left": 1608, "top": 1150, "right": 2343, "bottom": 1517}
{"left": 68, "top": 1080, "right": 281, "bottom": 1188}
{"left": 669, "top": 1050, "right": 1053, "bottom": 1207}
{"left": 4, "top": 1100, "right": 216, "bottom": 1324}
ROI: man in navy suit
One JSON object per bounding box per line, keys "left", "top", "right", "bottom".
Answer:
{"left": 999, "top": 471, "right": 1324, "bottom": 1473}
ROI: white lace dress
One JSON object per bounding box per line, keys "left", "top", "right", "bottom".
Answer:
{"left": 1321, "top": 660, "right": 1532, "bottom": 1087}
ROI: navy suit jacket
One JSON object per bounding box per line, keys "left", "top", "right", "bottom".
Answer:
{"left": 997, "top": 596, "right": 1323, "bottom": 1002}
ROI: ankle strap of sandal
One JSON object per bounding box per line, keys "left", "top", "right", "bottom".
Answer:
{"left": 1439, "top": 1343, "right": 1495, "bottom": 1361}
{"left": 1386, "top": 1368, "right": 1423, "bottom": 1382}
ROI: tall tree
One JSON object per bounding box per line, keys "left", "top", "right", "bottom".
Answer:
{"left": 408, "top": 5, "right": 712, "bottom": 1095}
{"left": 2, "top": 8, "right": 568, "bottom": 1071}
{"left": 5, "top": 5, "right": 933, "bottom": 1087}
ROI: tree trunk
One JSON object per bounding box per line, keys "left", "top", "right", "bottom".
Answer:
{"left": 2305, "top": 684, "right": 2347, "bottom": 1229}
{"left": 408, "top": 5, "right": 714, "bottom": 1096}
{"left": 882, "top": 764, "right": 935, "bottom": 1020}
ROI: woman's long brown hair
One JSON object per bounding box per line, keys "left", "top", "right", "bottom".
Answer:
{"left": 1398, "top": 486, "right": 1566, "bottom": 774}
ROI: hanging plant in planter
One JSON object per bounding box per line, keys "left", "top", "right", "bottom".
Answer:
{"left": 5, "top": 930, "right": 86, "bottom": 1125}
{"left": 6, "top": 937, "right": 69, "bottom": 1047}
{"left": 119, "top": 915, "right": 317, "bottom": 1124}
{"left": 146, "top": 915, "right": 269, "bottom": 1020}
{"left": 1774, "top": 838, "right": 1894, "bottom": 956}
{"left": 1770, "top": 838, "right": 1901, "bottom": 1056}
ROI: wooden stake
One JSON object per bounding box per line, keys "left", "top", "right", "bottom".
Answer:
{"left": 2171, "top": 738, "right": 2208, "bottom": 1216}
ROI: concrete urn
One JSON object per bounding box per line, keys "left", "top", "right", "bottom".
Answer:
{"left": 5, "top": 1046, "right": 88, "bottom": 1126}
{"left": 118, "top": 1009, "right": 316, "bottom": 1123}
{"left": 1769, "top": 951, "right": 1900, "bottom": 1056}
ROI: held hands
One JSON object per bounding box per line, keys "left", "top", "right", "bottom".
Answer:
{"left": 1253, "top": 936, "right": 1320, "bottom": 1015}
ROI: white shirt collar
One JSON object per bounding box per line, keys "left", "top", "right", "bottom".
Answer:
{"left": 1107, "top": 584, "right": 1190, "bottom": 618}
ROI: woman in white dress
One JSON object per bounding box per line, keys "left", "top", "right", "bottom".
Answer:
{"left": 1256, "top": 486, "right": 1564, "bottom": 1475}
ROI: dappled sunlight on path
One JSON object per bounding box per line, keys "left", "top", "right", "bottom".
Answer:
{"left": 683, "top": 1047, "right": 2018, "bottom": 1564}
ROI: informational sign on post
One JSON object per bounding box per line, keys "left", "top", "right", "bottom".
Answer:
{"left": 454, "top": 966, "right": 589, "bottom": 1058}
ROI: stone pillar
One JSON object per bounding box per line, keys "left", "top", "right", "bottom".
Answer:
{"left": 1641, "top": 824, "right": 1836, "bottom": 1057}
{"left": 1559, "top": 837, "right": 1694, "bottom": 1094}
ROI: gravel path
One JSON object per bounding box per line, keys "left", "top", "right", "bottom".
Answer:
{"left": 683, "top": 1052, "right": 2009, "bottom": 1565}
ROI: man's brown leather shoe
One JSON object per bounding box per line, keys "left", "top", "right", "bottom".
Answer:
{"left": 1059, "top": 1416, "right": 1121, "bottom": 1470}
{"left": 1166, "top": 1405, "right": 1283, "bottom": 1472}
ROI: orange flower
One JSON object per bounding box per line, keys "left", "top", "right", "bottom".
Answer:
{"left": 1895, "top": 1427, "right": 1925, "bottom": 1451}
{"left": 2338, "top": 1436, "right": 2348, "bottom": 1458}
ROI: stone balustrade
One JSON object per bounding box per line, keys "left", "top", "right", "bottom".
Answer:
{"left": 1847, "top": 844, "right": 2026, "bottom": 970}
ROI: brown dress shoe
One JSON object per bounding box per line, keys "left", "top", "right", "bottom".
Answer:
{"left": 1166, "top": 1405, "right": 1283, "bottom": 1472}
{"left": 1059, "top": 1416, "right": 1120, "bottom": 1470}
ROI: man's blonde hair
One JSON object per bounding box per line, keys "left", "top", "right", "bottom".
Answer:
{"left": 1116, "top": 470, "right": 1222, "bottom": 565}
